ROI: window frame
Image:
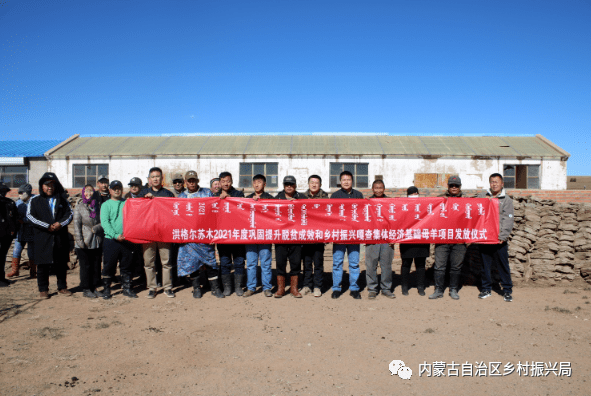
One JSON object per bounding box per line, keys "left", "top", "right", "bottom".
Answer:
{"left": 238, "top": 162, "right": 279, "bottom": 189}
{"left": 0, "top": 166, "right": 28, "bottom": 188}
{"left": 503, "top": 164, "right": 540, "bottom": 189}
{"left": 329, "top": 162, "right": 369, "bottom": 189}
{"left": 72, "top": 164, "right": 109, "bottom": 188}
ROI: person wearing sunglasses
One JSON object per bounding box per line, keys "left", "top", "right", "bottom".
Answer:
{"left": 429, "top": 175, "right": 467, "bottom": 301}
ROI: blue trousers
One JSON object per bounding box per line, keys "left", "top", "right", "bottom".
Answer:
{"left": 13, "top": 239, "right": 35, "bottom": 261}
{"left": 245, "top": 244, "right": 272, "bottom": 291}
{"left": 332, "top": 244, "right": 360, "bottom": 292}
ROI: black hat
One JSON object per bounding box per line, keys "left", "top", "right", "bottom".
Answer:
{"left": 98, "top": 174, "right": 109, "bottom": 183}
{"left": 283, "top": 175, "right": 297, "bottom": 185}
{"left": 407, "top": 186, "right": 419, "bottom": 196}
{"left": 0, "top": 182, "right": 10, "bottom": 192}
{"left": 109, "top": 180, "right": 123, "bottom": 189}
{"left": 18, "top": 183, "right": 32, "bottom": 194}
{"left": 448, "top": 175, "right": 462, "bottom": 185}
{"left": 128, "top": 177, "right": 142, "bottom": 186}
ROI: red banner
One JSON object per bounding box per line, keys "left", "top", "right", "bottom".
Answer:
{"left": 123, "top": 197, "right": 500, "bottom": 245}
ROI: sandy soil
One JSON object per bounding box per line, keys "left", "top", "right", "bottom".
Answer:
{"left": 1, "top": 261, "right": 590, "bottom": 396}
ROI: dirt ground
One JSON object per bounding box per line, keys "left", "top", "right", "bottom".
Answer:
{"left": 1, "top": 260, "right": 590, "bottom": 396}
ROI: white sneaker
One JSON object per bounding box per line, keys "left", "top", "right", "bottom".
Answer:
{"left": 313, "top": 288, "right": 322, "bottom": 297}
{"left": 301, "top": 286, "right": 311, "bottom": 295}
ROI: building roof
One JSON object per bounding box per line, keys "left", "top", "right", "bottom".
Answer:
{"left": 0, "top": 140, "right": 61, "bottom": 157}
{"left": 46, "top": 134, "right": 570, "bottom": 159}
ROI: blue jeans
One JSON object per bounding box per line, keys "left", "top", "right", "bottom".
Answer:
{"left": 480, "top": 242, "right": 513, "bottom": 294}
{"left": 245, "top": 244, "right": 272, "bottom": 291}
{"left": 13, "top": 240, "right": 34, "bottom": 261}
{"left": 332, "top": 244, "right": 360, "bottom": 292}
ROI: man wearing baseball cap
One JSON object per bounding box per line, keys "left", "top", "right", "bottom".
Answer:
{"left": 94, "top": 175, "right": 111, "bottom": 205}
{"left": 429, "top": 175, "right": 468, "bottom": 301}
{"left": 124, "top": 177, "right": 146, "bottom": 287}
{"left": 177, "top": 171, "right": 224, "bottom": 299}
{"left": 124, "top": 177, "right": 144, "bottom": 199}
{"left": 171, "top": 173, "right": 186, "bottom": 197}
{"left": 100, "top": 180, "right": 137, "bottom": 299}
{"left": 273, "top": 175, "right": 308, "bottom": 298}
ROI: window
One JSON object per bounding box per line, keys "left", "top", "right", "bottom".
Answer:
{"left": 73, "top": 164, "right": 109, "bottom": 188}
{"left": 329, "top": 163, "right": 369, "bottom": 189}
{"left": 503, "top": 165, "right": 539, "bottom": 189}
{"left": 239, "top": 163, "right": 279, "bottom": 188}
{"left": 0, "top": 166, "right": 28, "bottom": 188}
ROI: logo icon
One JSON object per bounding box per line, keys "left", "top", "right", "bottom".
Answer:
{"left": 389, "top": 359, "right": 413, "bottom": 380}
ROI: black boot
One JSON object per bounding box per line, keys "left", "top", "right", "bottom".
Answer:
{"left": 400, "top": 266, "right": 410, "bottom": 296}
{"left": 416, "top": 264, "right": 426, "bottom": 296}
{"left": 234, "top": 273, "right": 244, "bottom": 297}
{"left": 449, "top": 273, "right": 461, "bottom": 300}
{"left": 209, "top": 277, "right": 225, "bottom": 298}
{"left": 121, "top": 274, "right": 138, "bottom": 298}
{"left": 221, "top": 274, "right": 233, "bottom": 296}
{"left": 428, "top": 271, "right": 445, "bottom": 299}
{"left": 102, "top": 278, "right": 112, "bottom": 300}
{"left": 192, "top": 276, "right": 202, "bottom": 299}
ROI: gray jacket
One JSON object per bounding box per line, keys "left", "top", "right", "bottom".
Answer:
{"left": 73, "top": 198, "right": 103, "bottom": 249}
{"left": 477, "top": 189, "right": 514, "bottom": 242}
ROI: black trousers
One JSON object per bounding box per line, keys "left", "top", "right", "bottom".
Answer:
{"left": 303, "top": 243, "right": 324, "bottom": 289}
{"left": 401, "top": 257, "right": 427, "bottom": 271}
{"left": 0, "top": 236, "right": 13, "bottom": 281}
{"left": 275, "top": 244, "right": 302, "bottom": 277}
{"left": 76, "top": 248, "right": 102, "bottom": 290}
{"left": 37, "top": 262, "right": 68, "bottom": 292}
{"left": 102, "top": 238, "right": 133, "bottom": 279}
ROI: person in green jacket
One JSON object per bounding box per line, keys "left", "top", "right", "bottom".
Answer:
{"left": 100, "top": 180, "right": 137, "bottom": 299}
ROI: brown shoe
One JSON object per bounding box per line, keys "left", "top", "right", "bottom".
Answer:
{"left": 274, "top": 275, "right": 286, "bottom": 298}
{"left": 29, "top": 260, "right": 37, "bottom": 279}
{"left": 243, "top": 290, "right": 255, "bottom": 297}
{"left": 290, "top": 276, "right": 302, "bottom": 298}
{"left": 58, "top": 289, "right": 72, "bottom": 296}
{"left": 6, "top": 258, "right": 20, "bottom": 278}
{"left": 39, "top": 291, "right": 50, "bottom": 299}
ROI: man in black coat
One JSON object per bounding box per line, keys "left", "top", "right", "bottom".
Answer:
{"left": 26, "top": 172, "right": 73, "bottom": 299}
{"left": 0, "top": 182, "right": 19, "bottom": 287}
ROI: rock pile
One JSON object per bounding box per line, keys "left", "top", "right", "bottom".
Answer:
{"left": 507, "top": 198, "right": 591, "bottom": 283}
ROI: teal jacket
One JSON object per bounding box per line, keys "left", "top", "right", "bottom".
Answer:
{"left": 100, "top": 199, "right": 126, "bottom": 239}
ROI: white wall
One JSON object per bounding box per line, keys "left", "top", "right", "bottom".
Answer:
{"left": 48, "top": 155, "right": 568, "bottom": 190}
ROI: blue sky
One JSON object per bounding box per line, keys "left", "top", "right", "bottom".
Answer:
{"left": 1, "top": 0, "right": 589, "bottom": 174}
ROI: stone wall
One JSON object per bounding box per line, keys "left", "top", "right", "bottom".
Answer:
{"left": 456, "top": 197, "right": 591, "bottom": 286}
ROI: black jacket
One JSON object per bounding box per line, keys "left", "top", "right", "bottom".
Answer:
{"left": 275, "top": 190, "right": 308, "bottom": 200}
{"left": 0, "top": 196, "right": 18, "bottom": 238}
{"left": 330, "top": 188, "right": 364, "bottom": 199}
{"left": 246, "top": 192, "right": 275, "bottom": 199}
{"left": 214, "top": 187, "right": 244, "bottom": 198}
{"left": 27, "top": 172, "right": 73, "bottom": 265}
{"left": 137, "top": 186, "right": 174, "bottom": 198}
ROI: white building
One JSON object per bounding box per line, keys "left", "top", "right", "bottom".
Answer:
{"left": 45, "top": 134, "right": 570, "bottom": 192}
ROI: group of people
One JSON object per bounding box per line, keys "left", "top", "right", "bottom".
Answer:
{"left": 0, "top": 168, "right": 515, "bottom": 303}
